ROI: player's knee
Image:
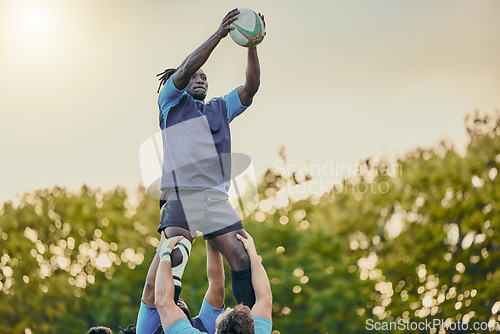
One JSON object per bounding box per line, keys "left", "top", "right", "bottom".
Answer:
{"left": 171, "top": 248, "right": 183, "bottom": 268}
{"left": 230, "top": 247, "right": 250, "bottom": 271}
{"left": 169, "top": 237, "right": 192, "bottom": 288}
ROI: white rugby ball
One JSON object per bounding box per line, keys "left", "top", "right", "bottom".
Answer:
{"left": 229, "top": 8, "right": 265, "bottom": 47}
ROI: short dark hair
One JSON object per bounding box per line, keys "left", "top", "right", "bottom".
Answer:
{"left": 88, "top": 326, "right": 112, "bottom": 334}
{"left": 216, "top": 304, "right": 255, "bottom": 334}
{"left": 118, "top": 324, "right": 136, "bottom": 334}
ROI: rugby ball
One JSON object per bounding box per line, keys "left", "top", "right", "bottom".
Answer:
{"left": 229, "top": 8, "right": 265, "bottom": 47}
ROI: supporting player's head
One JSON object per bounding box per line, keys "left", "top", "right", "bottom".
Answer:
{"left": 88, "top": 326, "right": 113, "bottom": 334}
{"left": 185, "top": 69, "right": 208, "bottom": 101}
{"left": 215, "top": 304, "right": 254, "bottom": 334}
{"left": 118, "top": 324, "right": 136, "bottom": 334}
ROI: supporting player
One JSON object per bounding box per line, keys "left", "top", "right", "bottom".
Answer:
{"left": 137, "top": 234, "right": 226, "bottom": 334}
{"left": 155, "top": 8, "right": 265, "bottom": 308}
{"left": 215, "top": 232, "right": 272, "bottom": 333}
{"left": 154, "top": 233, "right": 272, "bottom": 333}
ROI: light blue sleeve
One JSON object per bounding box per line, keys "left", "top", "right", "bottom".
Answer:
{"left": 158, "top": 75, "right": 187, "bottom": 121}
{"left": 136, "top": 301, "right": 162, "bottom": 334}
{"left": 253, "top": 317, "right": 272, "bottom": 334}
{"left": 164, "top": 318, "right": 206, "bottom": 334}
{"left": 223, "top": 87, "right": 252, "bottom": 123}
{"left": 194, "top": 299, "right": 224, "bottom": 334}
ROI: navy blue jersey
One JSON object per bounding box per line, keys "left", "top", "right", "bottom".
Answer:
{"left": 158, "top": 76, "right": 250, "bottom": 193}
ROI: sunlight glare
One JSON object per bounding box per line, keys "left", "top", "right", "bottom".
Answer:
{"left": 7, "top": 1, "right": 59, "bottom": 52}
{"left": 18, "top": 3, "right": 51, "bottom": 41}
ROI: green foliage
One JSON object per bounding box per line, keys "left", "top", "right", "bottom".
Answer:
{"left": 0, "top": 186, "right": 159, "bottom": 333}
{"left": 327, "top": 111, "right": 500, "bottom": 333}
{"left": 1, "top": 111, "right": 500, "bottom": 333}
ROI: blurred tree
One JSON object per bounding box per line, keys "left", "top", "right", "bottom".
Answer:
{"left": 328, "top": 110, "right": 500, "bottom": 333}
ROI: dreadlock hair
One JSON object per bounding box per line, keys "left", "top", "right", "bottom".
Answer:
{"left": 118, "top": 324, "right": 136, "bottom": 334}
{"left": 156, "top": 68, "right": 177, "bottom": 93}
{"left": 216, "top": 304, "right": 254, "bottom": 334}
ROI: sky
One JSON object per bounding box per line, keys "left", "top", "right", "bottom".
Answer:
{"left": 1, "top": 0, "right": 500, "bottom": 205}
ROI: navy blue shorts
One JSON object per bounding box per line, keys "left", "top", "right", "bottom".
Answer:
{"left": 158, "top": 187, "right": 243, "bottom": 240}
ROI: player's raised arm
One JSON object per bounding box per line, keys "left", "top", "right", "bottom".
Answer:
{"left": 204, "top": 241, "right": 225, "bottom": 309}
{"left": 140, "top": 240, "right": 163, "bottom": 306}
{"left": 236, "top": 233, "right": 272, "bottom": 321}
{"left": 135, "top": 240, "right": 163, "bottom": 334}
{"left": 154, "top": 236, "right": 187, "bottom": 329}
{"left": 172, "top": 9, "right": 240, "bottom": 90}
{"left": 237, "top": 13, "right": 265, "bottom": 106}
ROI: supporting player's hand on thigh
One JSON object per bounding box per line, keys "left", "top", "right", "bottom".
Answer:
{"left": 236, "top": 232, "right": 257, "bottom": 257}
{"left": 159, "top": 235, "right": 184, "bottom": 263}
{"left": 156, "top": 231, "right": 168, "bottom": 253}
{"left": 167, "top": 236, "right": 183, "bottom": 250}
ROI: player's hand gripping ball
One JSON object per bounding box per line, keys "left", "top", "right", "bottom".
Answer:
{"left": 229, "top": 8, "right": 266, "bottom": 47}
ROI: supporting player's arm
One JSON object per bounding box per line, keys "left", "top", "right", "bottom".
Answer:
{"left": 236, "top": 233, "right": 272, "bottom": 321}
{"left": 204, "top": 241, "right": 225, "bottom": 308}
{"left": 173, "top": 9, "right": 240, "bottom": 90}
{"left": 238, "top": 13, "right": 265, "bottom": 106}
{"left": 154, "top": 236, "right": 187, "bottom": 329}
{"left": 140, "top": 239, "right": 164, "bottom": 306}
